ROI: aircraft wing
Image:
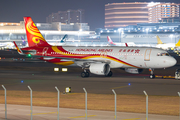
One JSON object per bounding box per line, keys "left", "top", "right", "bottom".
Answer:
{"left": 13, "top": 42, "right": 111, "bottom": 66}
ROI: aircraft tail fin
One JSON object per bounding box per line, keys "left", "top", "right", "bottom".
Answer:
{"left": 156, "top": 35, "right": 164, "bottom": 44}
{"left": 175, "top": 39, "right": 180, "bottom": 47}
{"left": 21, "top": 37, "right": 26, "bottom": 46}
{"left": 125, "top": 43, "right": 128, "bottom": 47}
{"left": 107, "top": 36, "right": 116, "bottom": 45}
{"left": 13, "top": 41, "right": 23, "bottom": 54}
{"left": 60, "top": 34, "right": 68, "bottom": 43}
{"left": 24, "top": 17, "right": 50, "bottom": 47}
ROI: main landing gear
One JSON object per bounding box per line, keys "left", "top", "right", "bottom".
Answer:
{"left": 149, "top": 68, "right": 155, "bottom": 79}
{"left": 81, "top": 70, "right": 90, "bottom": 78}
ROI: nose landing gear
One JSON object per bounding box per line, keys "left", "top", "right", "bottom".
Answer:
{"left": 149, "top": 68, "right": 155, "bottom": 79}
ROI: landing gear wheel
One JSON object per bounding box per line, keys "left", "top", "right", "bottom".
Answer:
{"left": 106, "top": 71, "right": 113, "bottom": 77}
{"left": 149, "top": 74, "right": 155, "bottom": 79}
{"left": 81, "top": 72, "right": 86, "bottom": 78}
{"left": 81, "top": 72, "right": 90, "bottom": 78}
{"left": 85, "top": 72, "right": 90, "bottom": 77}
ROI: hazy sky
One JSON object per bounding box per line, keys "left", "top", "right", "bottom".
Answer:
{"left": 0, "top": 0, "right": 179, "bottom": 30}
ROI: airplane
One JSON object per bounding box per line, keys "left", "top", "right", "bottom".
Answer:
{"left": 156, "top": 35, "right": 180, "bottom": 50}
{"left": 13, "top": 17, "right": 177, "bottom": 79}
{"left": 107, "top": 36, "right": 135, "bottom": 46}
{"left": 0, "top": 42, "right": 14, "bottom": 48}
{"left": 21, "top": 35, "right": 68, "bottom": 47}
{"left": 47, "top": 34, "right": 68, "bottom": 46}
{"left": 21, "top": 37, "right": 28, "bottom": 47}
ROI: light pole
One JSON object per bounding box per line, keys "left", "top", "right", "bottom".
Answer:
{"left": 118, "top": 28, "right": 122, "bottom": 43}
{"left": 170, "top": 34, "right": 173, "bottom": 43}
{"left": 78, "top": 29, "right": 82, "bottom": 41}
{"left": 146, "top": 28, "right": 149, "bottom": 44}
{"left": 175, "top": 32, "right": 178, "bottom": 46}
{"left": 67, "top": 10, "right": 70, "bottom": 24}
{"left": 78, "top": 10, "right": 82, "bottom": 23}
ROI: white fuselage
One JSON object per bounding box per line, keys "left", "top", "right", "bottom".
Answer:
{"left": 51, "top": 46, "right": 176, "bottom": 69}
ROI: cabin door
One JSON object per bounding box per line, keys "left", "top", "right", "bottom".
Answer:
{"left": 144, "top": 49, "right": 152, "bottom": 61}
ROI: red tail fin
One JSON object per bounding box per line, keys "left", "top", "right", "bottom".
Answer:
{"left": 125, "top": 43, "right": 128, "bottom": 47}
{"left": 107, "top": 36, "right": 116, "bottom": 45}
{"left": 24, "top": 17, "right": 50, "bottom": 47}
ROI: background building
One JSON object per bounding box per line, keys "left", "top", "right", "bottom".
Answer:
{"left": 105, "top": 2, "right": 149, "bottom": 28}
{"left": 105, "top": 2, "right": 180, "bottom": 29}
{"left": 148, "top": 2, "right": 180, "bottom": 23}
{"left": 46, "top": 9, "right": 85, "bottom": 24}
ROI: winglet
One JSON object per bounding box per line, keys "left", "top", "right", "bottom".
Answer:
{"left": 13, "top": 41, "right": 23, "bottom": 54}
{"left": 175, "top": 39, "right": 180, "bottom": 47}
{"left": 107, "top": 36, "right": 116, "bottom": 45}
{"left": 156, "top": 35, "right": 164, "bottom": 44}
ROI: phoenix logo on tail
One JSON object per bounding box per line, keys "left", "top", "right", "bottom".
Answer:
{"left": 24, "top": 17, "right": 50, "bottom": 47}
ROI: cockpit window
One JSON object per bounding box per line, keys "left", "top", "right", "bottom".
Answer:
{"left": 157, "top": 52, "right": 169, "bottom": 56}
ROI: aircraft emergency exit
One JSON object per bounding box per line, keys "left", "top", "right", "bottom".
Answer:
{"left": 13, "top": 17, "right": 177, "bottom": 78}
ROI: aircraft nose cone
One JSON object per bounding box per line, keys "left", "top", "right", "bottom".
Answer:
{"left": 169, "top": 57, "right": 177, "bottom": 67}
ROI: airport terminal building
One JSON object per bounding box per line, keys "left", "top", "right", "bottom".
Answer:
{"left": 0, "top": 2, "right": 180, "bottom": 48}
{"left": 0, "top": 21, "right": 102, "bottom": 47}
{"left": 0, "top": 21, "right": 180, "bottom": 47}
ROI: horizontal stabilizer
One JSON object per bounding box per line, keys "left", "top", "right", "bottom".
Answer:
{"left": 13, "top": 41, "right": 23, "bottom": 54}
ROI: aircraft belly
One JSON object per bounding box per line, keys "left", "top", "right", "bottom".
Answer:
{"left": 126, "top": 56, "right": 144, "bottom": 68}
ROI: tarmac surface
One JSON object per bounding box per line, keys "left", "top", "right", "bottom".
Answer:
{"left": 0, "top": 61, "right": 180, "bottom": 96}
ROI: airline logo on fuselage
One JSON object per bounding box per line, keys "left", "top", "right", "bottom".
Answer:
{"left": 119, "top": 49, "right": 140, "bottom": 53}
{"left": 75, "top": 48, "right": 140, "bottom": 53}
{"left": 75, "top": 49, "right": 113, "bottom": 52}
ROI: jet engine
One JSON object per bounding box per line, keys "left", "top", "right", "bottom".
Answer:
{"left": 89, "top": 63, "right": 110, "bottom": 75}
{"left": 124, "top": 68, "right": 143, "bottom": 74}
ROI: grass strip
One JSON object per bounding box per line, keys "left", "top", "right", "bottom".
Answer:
{"left": 0, "top": 90, "right": 179, "bottom": 116}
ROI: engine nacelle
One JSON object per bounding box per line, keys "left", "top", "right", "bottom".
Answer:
{"left": 124, "top": 68, "right": 143, "bottom": 74}
{"left": 89, "top": 63, "right": 110, "bottom": 75}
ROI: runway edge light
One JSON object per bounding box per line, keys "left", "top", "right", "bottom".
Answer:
{"left": 54, "top": 68, "right": 59, "bottom": 72}
{"left": 65, "top": 87, "right": 71, "bottom": 93}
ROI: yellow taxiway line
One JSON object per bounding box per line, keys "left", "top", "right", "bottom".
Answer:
{"left": 122, "top": 118, "right": 140, "bottom": 120}
{"left": 69, "top": 115, "right": 96, "bottom": 118}
{"left": 27, "top": 112, "right": 57, "bottom": 115}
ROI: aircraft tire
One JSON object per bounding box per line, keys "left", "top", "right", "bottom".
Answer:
{"left": 149, "top": 74, "right": 155, "bottom": 79}
{"left": 106, "top": 71, "right": 113, "bottom": 77}
{"left": 81, "top": 72, "right": 87, "bottom": 78}
{"left": 85, "top": 72, "right": 90, "bottom": 77}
